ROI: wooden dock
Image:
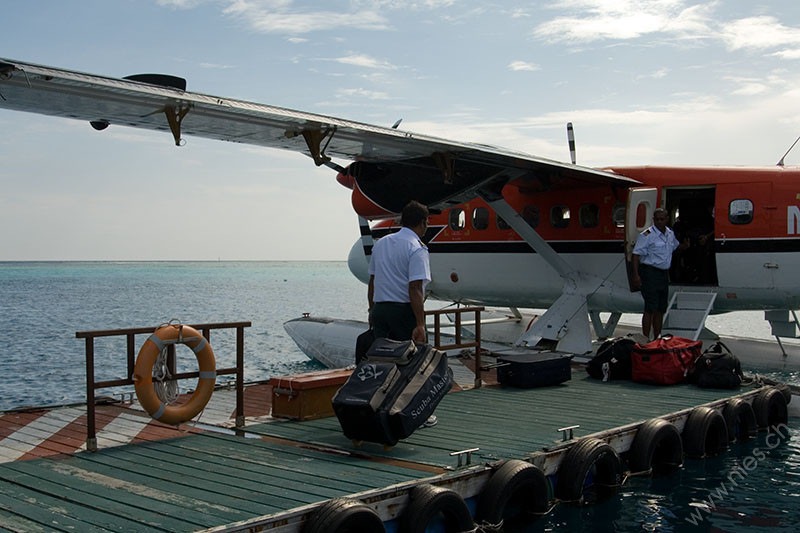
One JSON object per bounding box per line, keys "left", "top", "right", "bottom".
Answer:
{"left": 0, "top": 360, "right": 784, "bottom": 532}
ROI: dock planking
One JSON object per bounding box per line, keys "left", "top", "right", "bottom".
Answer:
{"left": 0, "top": 431, "right": 432, "bottom": 532}
{"left": 0, "top": 372, "right": 776, "bottom": 531}
{"left": 245, "top": 374, "right": 760, "bottom": 468}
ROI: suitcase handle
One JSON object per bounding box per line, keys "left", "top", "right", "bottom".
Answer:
{"left": 480, "top": 362, "right": 510, "bottom": 370}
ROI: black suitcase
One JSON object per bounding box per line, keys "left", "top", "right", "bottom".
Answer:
{"left": 586, "top": 337, "right": 635, "bottom": 381}
{"left": 691, "top": 341, "right": 743, "bottom": 389}
{"left": 495, "top": 351, "right": 572, "bottom": 388}
{"left": 354, "top": 328, "right": 375, "bottom": 365}
{"left": 332, "top": 340, "right": 452, "bottom": 446}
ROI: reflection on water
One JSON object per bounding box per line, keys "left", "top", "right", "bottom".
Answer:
{"left": 515, "top": 425, "right": 800, "bottom": 532}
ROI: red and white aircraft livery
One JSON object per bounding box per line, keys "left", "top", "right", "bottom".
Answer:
{"left": 1, "top": 58, "right": 798, "bottom": 354}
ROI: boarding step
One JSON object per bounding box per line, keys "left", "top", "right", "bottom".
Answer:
{"left": 765, "top": 310, "right": 800, "bottom": 357}
{"left": 662, "top": 291, "right": 717, "bottom": 340}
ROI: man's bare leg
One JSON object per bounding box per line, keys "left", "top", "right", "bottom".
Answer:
{"left": 642, "top": 312, "right": 653, "bottom": 338}
{"left": 652, "top": 311, "right": 664, "bottom": 338}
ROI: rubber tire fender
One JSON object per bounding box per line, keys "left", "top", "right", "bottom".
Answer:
{"left": 555, "top": 437, "right": 623, "bottom": 503}
{"left": 721, "top": 398, "right": 757, "bottom": 443}
{"left": 627, "top": 418, "right": 683, "bottom": 475}
{"left": 682, "top": 406, "right": 728, "bottom": 458}
{"left": 477, "top": 459, "right": 550, "bottom": 525}
{"left": 753, "top": 387, "right": 788, "bottom": 430}
{"left": 775, "top": 384, "right": 793, "bottom": 405}
{"left": 400, "top": 483, "right": 474, "bottom": 533}
{"left": 303, "top": 498, "right": 385, "bottom": 533}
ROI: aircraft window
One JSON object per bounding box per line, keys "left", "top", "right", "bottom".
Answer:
{"left": 636, "top": 204, "right": 647, "bottom": 227}
{"left": 579, "top": 203, "right": 599, "bottom": 228}
{"left": 729, "top": 199, "right": 753, "bottom": 225}
{"left": 521, "top": 206, "right": 539, "bottom": 229}
{"left": 496, "top": 214, "right": 511, "bottom": 230}
{"left": 449, "top": 208, "right": 466, "bottom": 231}
{"left": 612, "top": 203, "right": 625, "bottom": 228}
{"left": 472, "top": 207, "right": 489, "bottom": 230}
{"left": 551, "top": 205, "right": 570, "bottom": 228}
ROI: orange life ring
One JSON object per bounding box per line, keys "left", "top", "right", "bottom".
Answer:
{"left": 132, "top": 324, "right": 216, "bottom": 425}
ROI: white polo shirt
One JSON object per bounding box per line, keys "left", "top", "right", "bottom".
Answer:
{"left": 369, "top": 227, "right": 431, "bottom": 303}
{"left": 633, "top": 224, "right": 680, "bottom": 270}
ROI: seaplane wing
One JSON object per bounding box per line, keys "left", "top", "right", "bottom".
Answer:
{"left": 0, "top": 58, "right": 639, "bottom": 210}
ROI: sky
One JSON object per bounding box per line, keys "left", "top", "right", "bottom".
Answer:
{"left": 1, "top": 0, "right": 799, "bottom": 260}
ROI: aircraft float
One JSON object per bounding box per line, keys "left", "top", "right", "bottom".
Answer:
{"left": 1, "top": 58, "right": 799, "bottom": 357}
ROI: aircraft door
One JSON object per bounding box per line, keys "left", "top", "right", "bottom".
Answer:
{"left": 715, "top": 183, "right": 774, "bottom": 290}
{"left": 624, "top": 187, "right": 658, "bottom": 290}
{"left": 625, "top": 187, "right": 658, "bottom": 260}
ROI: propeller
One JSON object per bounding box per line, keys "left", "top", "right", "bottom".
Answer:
{"left": 567, "top": 122, "right": 576, "bottom": 164}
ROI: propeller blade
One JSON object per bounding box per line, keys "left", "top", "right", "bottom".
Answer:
{"left": 567, "top": 122, "right": 576, "bottom": 165}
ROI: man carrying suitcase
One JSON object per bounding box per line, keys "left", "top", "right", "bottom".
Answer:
{"left": 367, "top": 200, "right": 438, "bottom": 427}
{"left": 367, "top": 200, "right": 431, "bottom": 344}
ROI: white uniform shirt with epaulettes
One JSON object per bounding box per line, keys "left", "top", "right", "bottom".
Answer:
{"left": 369, "top": 227, "right": 431, "bottom": 303}
{"left": 633, "top": 224, "right": 680, "bottom": 271}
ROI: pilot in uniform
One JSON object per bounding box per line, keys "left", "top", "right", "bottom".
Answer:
{"left": 632, "top": 208, "right": 684, "bottom": 339}
{"left": 368, "top": 200, "right": 431, "bottom": 344}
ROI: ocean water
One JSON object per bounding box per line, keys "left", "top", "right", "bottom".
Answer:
{"left": 0, "top": 261, "right": 364, "bottom": 410}
{"left": 1, "top": 261, "right": 798, "bottom": 532}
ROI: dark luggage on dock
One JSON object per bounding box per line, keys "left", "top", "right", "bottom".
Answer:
{"left": 495, "top": 351, "right": 572, "bottom": 388}
{"left": 586, "top": 337, "right": 635, "bottom": 381}
{"left": 632, "top": 335, "right": 701, "bottom": 385}
{"left": 332, "top": 339, "right": 452, "bottom": 446}
{"left": 691, "top": 341, "right": 743, "bottom": 389}
{"left": 354, "top": 328, "right": 375, "bottom": 365}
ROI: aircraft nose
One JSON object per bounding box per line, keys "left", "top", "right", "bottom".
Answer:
{"left": 347, "top": 238, "right": 370, "bottom": 284}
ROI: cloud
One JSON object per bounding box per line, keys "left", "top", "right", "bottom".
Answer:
{"left": 364, "top": 0, "right": 456, "bottom": 7}
{"left": 334, "top": 54, "right": 397, "bottom": 70}
{"left": 222, "top": 0, "right": 390, "bottom": 34}
{"left": 156, "top": 0, "right": 210, "bottom": 8}
{"left": 533, "top": 0, "right": 714, "bottom": 43}
{"left": 731, "top": 83, "right": 768, "bottom": 96}
{"left": 198, "top": 62, "right": 236, "bottom": 69}
{"left": 508, "top": 61, "right": 540, "bottom": 71}
{"left": 720, "top": 16, "right": 800, "bottom": 50}
{"left": 534, "top": 2, "right": 800, "bottom": 61}
{"left": 771, "top": 49, "right": 800, "bottom": 59}
{"left": 338, "top": 88, "right": 392, "bottom": 100}
{"left": 397, "top": 85, "right": 800, "bottom": 167}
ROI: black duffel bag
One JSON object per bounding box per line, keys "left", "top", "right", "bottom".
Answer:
{"left": 586, "top": 337, "right": 635, "bottom": 381}
{"left": 691, "top": 341, "right": 743, "bottom": 389}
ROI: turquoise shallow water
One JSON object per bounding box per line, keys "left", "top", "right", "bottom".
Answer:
{"left": 1, "top": 261, "right": 798, "bottom": 531}
{"left": 0, "top": 261, "right": 364, "bottom": 410}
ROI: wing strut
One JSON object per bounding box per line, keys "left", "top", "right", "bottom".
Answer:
{"left": 286, "top": 127, "right": 337, "bottom": 166}
{"left": 477, "top": 187, "right": 608, "bottom": 354}
{"left": 163, "top": 104, "right": 191, "bottom": 146}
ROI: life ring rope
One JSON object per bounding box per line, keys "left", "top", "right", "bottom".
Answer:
{"left": 133, "top": 324, "right": 217, "bottom": 425}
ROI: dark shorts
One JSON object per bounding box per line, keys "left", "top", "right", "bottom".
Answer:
{"left": 639, "top": 264, "right": 669, "bottom": 313}
{"left": 371, "top": 302, "right": 417, "bottom": 341}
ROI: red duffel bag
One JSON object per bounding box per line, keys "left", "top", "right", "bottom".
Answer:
{"left": 632, "top": 335, "right": 701, "bottom": 385}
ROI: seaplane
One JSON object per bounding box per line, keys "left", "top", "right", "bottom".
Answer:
{"left": 2, "top": 58, "right": 799, "bottom": 364}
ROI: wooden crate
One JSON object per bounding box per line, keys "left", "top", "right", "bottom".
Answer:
{"left": 270, "top": 368, "right": 353, "bottom": 421}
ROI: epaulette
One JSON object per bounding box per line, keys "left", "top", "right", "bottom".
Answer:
{"left": 643, "top": 229, "right": 651, "bottom": 236}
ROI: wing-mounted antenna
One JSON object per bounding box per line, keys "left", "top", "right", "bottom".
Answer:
{"left": 566, "top": 122, "right": 576, "bottom": 164}
{"left": 777, "top": 135, "right": 800, "bottom": 166}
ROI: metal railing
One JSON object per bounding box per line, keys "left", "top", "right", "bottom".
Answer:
{"left": 426, "top": 306, "right": 484, "bottom": 388}
{"left": 76, "top": 321, "right": 250, "bottom": 451}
